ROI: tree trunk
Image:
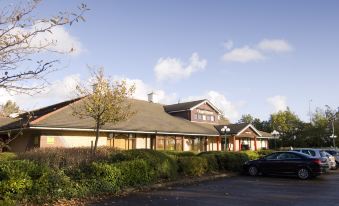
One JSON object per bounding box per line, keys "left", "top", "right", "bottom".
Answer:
{"left": 93, "top": 120, "right": 100, "bottom": 155}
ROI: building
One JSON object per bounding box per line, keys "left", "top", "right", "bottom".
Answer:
{"left": 0, "top": 96, "right": 272, "bottom": 152}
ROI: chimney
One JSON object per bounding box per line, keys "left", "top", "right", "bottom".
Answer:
{"left": 147, "top": 92, "right": 155, "bottom": 103}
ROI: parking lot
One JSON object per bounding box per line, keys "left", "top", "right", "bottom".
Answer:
{"left": 93, "top": 170, "right": 339, "bottom": 206}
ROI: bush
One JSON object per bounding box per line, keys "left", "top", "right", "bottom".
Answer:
{"left": 199, "top": 152, "right": 249, "bottom": 172}
{"left": 161, "top": 151, "right": 196, "bottom": 157}
{"left": 110, "top": 149, "right": 178, "bottom": 179}
{"left": 177, "top": 156, "right": 208, "bottom": 176}
{"left": 241, "top": 150, "right": 260, "bottom": 160}
{"left": 0, "top": 152, "right": 16, "bottom": 161}
{"left": 201, "top": 154, "right": 219, "bottom": 172}
{"left": 17, "top": 147, "right": 117, "bottom": 169}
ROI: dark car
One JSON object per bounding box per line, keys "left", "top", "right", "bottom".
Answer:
{"left": 243, "top": 151, "right": 327, "bottom": 180}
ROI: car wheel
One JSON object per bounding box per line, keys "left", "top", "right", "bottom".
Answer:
{"left": 297, "top": 168, "right": 310, "bottom": 180}
{"left": 248, "top": 166, "right": 259, "bottom": 176}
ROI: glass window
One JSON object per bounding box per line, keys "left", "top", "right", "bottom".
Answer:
{"left": 198, "top": 114, "right": 203, "bottom": 120}
{"left": 156, "top": 137, "right": 165, "bottom": 150}
{"left": 176, "top": 137, "right": 183, "bottom": 151}
{"left": 265, "top": 153, "right": 279, "bottom": 160}
{"left": 194, "top": 113, "right": 198, "bottom": 119}
{"left": 165, "top": 137, "right": 176, "bottom": 150}
{"left": 202, "top": 115, "right": 206, "bottom": 120}
{"left": 309, "top": 150, "right": 316, "bottom": 156}
{"left": 206, "top": 115, "right": 211, "bottom": 121}
{"left": 211, "top": 116, "right": 215, "bottom": 122}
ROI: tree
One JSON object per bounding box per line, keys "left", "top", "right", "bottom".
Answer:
{"left": 238, "top": 114, "right": 254, "bottom": 124}
{"left": 72, "top": 68, "right": 135, "bottom": 153}
{"left": 218, "top": 113, "right": 230, "bottom": 125}
{"left": 269, "top": 108, "right": 303, "bottom": 147}
{"left": 0, "top": 0, "right": 88, "bottom": 93}
{"left": 0, "top": 100, "right": 20, "bottom": 117}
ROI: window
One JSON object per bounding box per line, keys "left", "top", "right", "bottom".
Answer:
{"left": 202, "top": 115, "right": 206, "bottom": 120}
{"left": 211, "top": 116, "right": 215, "bottom": 122}
{"left": 194, "top": 113, "right": 198, "bottom": 119}
{"left": 206, "top": 115, "right": 211, "bottom": 121}
{"left": 265, "top": 153, "right": 279, "bottom": 160}
{"left": 165, "top": 137, "right": 176, "bottom": 150}
{"left": 156, "top": 137, "right": 165, "bottom": 150}
{"left": 277, "top": 153, "right": 301, "bottom": 160}
{"left": 198, "top": 114, "right": 203, "bottom": 120}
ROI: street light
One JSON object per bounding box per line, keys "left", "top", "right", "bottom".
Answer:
{"left": 271, "top": 130, "right": 280, "bottom": 150}
{"left": 330, "top": 134, "right": 337, "bottom": 149}
{"left": 221, "top": 126, "right": 230, "bottom": 151}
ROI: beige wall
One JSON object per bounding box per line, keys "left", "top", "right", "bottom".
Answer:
{"left": 40, "top": 131, "right": 107, "bottom": 148}
{"left": 135, "top": 134, "right": 151, "bottom": 149}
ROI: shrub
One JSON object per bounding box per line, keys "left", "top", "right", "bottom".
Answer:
{"left": 115, "top": 159, "right": 153, "bottom": 186}
{"left": 110, "top": 149, "right": 178, "bottom": 179}
{"left": 161, "top": 151, "right": 196, "bottom": 157}
{"left": 177, "top": 156, "right": 208, "bottom": 176}
{"left": 82, "top": 162, "right": 122, "bottom": 194}
{"left": 200, "top": 154, "right": 219, "bottom": 172}
{"left": 241, "top": 150, "right": 260, "bottom": 160}
{"left": 0, "top": 152, "right": 17, "bottom": 161}
{"left": 17, "top": 147, "right": 117, "bottom": 169}
{"left": 199, "top": 152, "right": 249, "bottom": 172}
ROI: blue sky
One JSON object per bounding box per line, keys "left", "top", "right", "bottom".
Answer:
{"left": 1, "top": 0, "right": 339, "bottom": 122}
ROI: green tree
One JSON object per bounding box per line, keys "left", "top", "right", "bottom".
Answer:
{"left": 72, "top": 68, "right": 135, "bottom": 154}
{"left": 0, "top": 100, "right": 20, "bottom": 117}
{"left": 269, "top": 108, "right": 303, "bottom": 147}
{"left": 238, "top": 114, "right": 254, "bottom": 124}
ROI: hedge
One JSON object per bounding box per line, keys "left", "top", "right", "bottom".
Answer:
{"left": 0, "top": 152, "right": 16, "bottom": 161}
{"left": 0, "top": 148, "right": 271, "bottom": 205}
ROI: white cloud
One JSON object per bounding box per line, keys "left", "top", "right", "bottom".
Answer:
{"left": 11, "top": 22, "right": 83, "bottom": 55}
{"left": 112, "top": 76, "right": 177, "bottom": 104}
{"left": 0, "top": 74, "right": 80, "bottom": 110}
{"left": 222, "top": 46, "right": 265, "bottom": 63}
{"left": 184, "top": 90, "right": 241, "bottom": 121}
{"left": 258, "top": 39, "right": 292, "bottom": 53}
{"left": 223, "top": 40, "right": 234, "bottom": 50}
{"left": 267, "top": 95, "right": 287, "bottom": 112}
{"left": 154, "top": 53, "right": 207, "bottom": 81}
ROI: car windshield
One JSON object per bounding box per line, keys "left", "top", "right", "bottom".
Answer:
{"left": 326, "top": 150, "right": 337, "bottom": 155}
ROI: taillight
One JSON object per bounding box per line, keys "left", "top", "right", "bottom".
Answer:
{"left": 312, "top": 159, "right": 321, "bottom": 165}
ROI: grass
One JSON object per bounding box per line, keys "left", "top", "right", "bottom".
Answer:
{"left": 0, "top": 152, "right": 17, "bottom": 161}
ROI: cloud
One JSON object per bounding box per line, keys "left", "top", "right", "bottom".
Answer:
{"left": 223, "top": 40, "right": 234, "bottom": 50}
{"left": 184, "top": 90, "right": 241, "bottom": 121}
{"left": 154, "top": 53, "right": 207, "bottom": 81}
{"left": 258, "top": 39, "right": 292, "bottom": 53}
{"left": 222, "top": 46, "right": 265, "bottom": 63}
{"left": 113, "top": 77, "right": 177, "bottom": 104}
{"left": 267, "top": 95, "right": 287, "bottom": 112}
{"left": 0, "top": 74, "right": 80, "bottom": 110}
{"left": 11, "top": 22, "right": 83, "bottom": 55}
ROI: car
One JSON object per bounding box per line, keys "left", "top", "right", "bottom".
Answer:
{"left": 323, "top": 151, "right": 337, "bottom": 169}
{"left": 243, "top": 151, "right": 328, "bottom": 180}
{"left": 292, "top": 148, "right": 330, "bottom": 170}
{"left": 325, "top": 150, "right": 339, "bottom": 164}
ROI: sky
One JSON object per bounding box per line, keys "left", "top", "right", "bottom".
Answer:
{"left": 1, "top": 0, "right": 339, "bottom": 122}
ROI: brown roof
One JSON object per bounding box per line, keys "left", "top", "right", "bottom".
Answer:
{"left": 258, "top": 130, "right": 273, "bottom": 137}
{"left": 214, "top": 123, "right": 250, "bottom": 135}
{"left": 0, "top": 98, "right": 219, "bottom": 136}
{"left": 164, "top": 99, "right": 206, "bottom": 112}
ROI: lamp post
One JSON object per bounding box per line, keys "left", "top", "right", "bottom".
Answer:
{"left": 330, "top": 134, "right": 337, "bottom": 149}
{"left": 271, "top": 130, "right": 280, "bottom": 150}
{"left": 221, "top": 126, "right": 230, "bottom": 151}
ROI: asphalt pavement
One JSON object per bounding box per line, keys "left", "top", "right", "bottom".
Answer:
{"left": 91, "top": 170, "right": 339, "bottom": 206}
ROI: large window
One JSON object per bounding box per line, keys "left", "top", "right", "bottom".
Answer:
{"left": 165, "top": 137, "right": 176, "bottom": 150}
{"left": 156, "top": 136, "right": 165, "bottom": 150}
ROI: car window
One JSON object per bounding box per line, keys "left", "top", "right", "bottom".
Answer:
{"left": 308, "top": 150, "right": 316, "bottom": 156}
{"left": 265, "top": 153, "right": 279, "bottom": 160}
{"left": 301, "top": 150, "right": 311, "bottom": 156}
{"left": 277, "top": 153, "right": 301, "bottom": 160}
{"left": 320, "top": 151, "right": 327, "bottom": 157}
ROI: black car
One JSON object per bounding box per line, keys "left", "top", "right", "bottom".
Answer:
{"left": 243, "top": 151, "right": 327, "bottom": 180}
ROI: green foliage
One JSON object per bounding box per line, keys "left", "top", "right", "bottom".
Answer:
{"left": 0, "top": 152, "right": 16, "bottom": 161}
{"left": 241, "top": 150, "right": 260, "bottom": 160}
{"left": 17, "top": 147, "right": 117, "bottom": 169}
{"left": 109, "top": 149, "right": 178, "bottom": 179}
{"left": 257, "top": 149, "right": 274, "bottom": 157}
{"left": 177, "top": 156, "right": 208, "bottom": 176}
{"left": 199, "top": 151, "right": 249, "bottom": 172}
{"left": 238, "top": 114, "right": 254, "bottom": 124}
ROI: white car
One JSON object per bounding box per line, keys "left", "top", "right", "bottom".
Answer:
{"left": 324, "top": 151, "right": 337, "bottom": 170}
{"left": 325, "top": 150, "right": 339, "bottom": 164}
{"left": 293, "top": 148, "right": 331, "bottom": 170}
